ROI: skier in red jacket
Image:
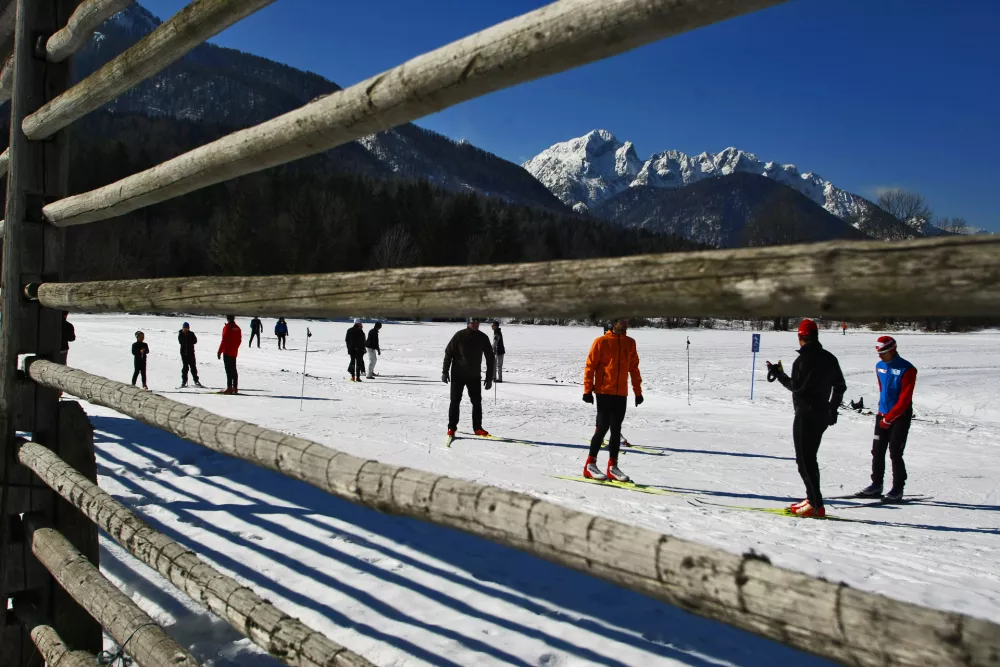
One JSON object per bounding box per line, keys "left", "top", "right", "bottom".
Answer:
{"left": 218, "top": 315, "right": 242, "bottom": 394}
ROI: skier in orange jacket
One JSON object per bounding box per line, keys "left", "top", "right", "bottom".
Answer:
{"left": 582, "top": 317, "right": 642, "bottom": 482}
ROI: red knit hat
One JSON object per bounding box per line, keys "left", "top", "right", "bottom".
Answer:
{"left": 797, "top": 319, "right": 818, "bottom": 337}
{"left": 875, "top": 336, "right": 897, "bottom": 354}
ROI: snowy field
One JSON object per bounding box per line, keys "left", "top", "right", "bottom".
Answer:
{"left": 65, "top": 315, "right": 999, "bottom": 666}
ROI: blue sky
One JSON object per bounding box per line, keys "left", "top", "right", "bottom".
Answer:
{"left": 140, "top": 0, "right": 999, "bottom": 231}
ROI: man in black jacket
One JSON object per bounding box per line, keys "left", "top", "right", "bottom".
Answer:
{"left": 249, "top": 317, "right": 262, "bottom": 348}
{"left": 366, "top": 322, "right": 382, "bottom": 379}
{"left": 443, "top": 318, "right": 495, "bottom": 437}
{"left": 767, "top": 319, "right": 846, "bottom": 518}
{"left": 178, "top": 322, "right": 203, "bottom": 388}
{"left": 491, "top": 321, "right": 505, "bottom": 382}
{"left": 346, "top": 320, "right": 367, "bottom": 382}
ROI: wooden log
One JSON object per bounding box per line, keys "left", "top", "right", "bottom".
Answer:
{"left": 23, "top": 0, "right": 276, "bottom": 141}
{"left": 18, "top": 440, "right": 374, "bottom": 667}
{"left": 25, "top": 360, "right": 1000, "bottom": 667}
{"left": 25, "top": 518, "right": 200, "bottom": 667}
{"left": 0, "top": 0, "right": 14, "bottom": 64}
{"left": 40, "top": 0, "right": 789, "bottom": 227}
{"left": 31, "top": 235, "right": 1000, "bottom": 319}
{"left": 0, "top": 54, "right": 12, "bottom": 104}
{"left": 13, "top": 600, "right": 97, "bottom": 667}
{"left": 0, "top": 147, "right": 8, "bottom": 177}
{"left": 46, "top": 0, "right": 135, "bottom": 62}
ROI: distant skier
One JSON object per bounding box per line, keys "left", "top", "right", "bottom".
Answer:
{"left": 275, "top": 318, "right": 289, "bottom": 350}
{"left": 841, "top": 322, "right": 847, "bottom": 336}
{"left": 178, "top": 322, "right": 204, "bottom": 388}
{"left": 366, "top": 322, "right": 382, "bottom": 379}
{"left": 131, "top": 331, "right": 149, "bottom": 390}
{"left": 491, "top": 321, "right": 505, "bottom": 382}
{"left": 856, "top": 336, "right": 917, "bottom": 501}
{"left": 58, "top": 312, "right": 75, "bottom": 365}
{"left": 582, "top": 317, "right": 643, "bottom": 482}
{"left": 766, "top": 319, "right": 846, "bottom": 518}
{"left": 218, "top": 315, "right": 242, "bottom": 394}
{"left": 346, "top": 319, "right": 367, "bottom": 381}
{"left": 442, "top": 318, "right": 495, "bottom": 438}
{"left": 249, "top": 316, "right": 262, "bottom": 348}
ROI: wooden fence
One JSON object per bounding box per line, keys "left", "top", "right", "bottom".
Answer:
{"left": 0, "top": 1, "right": 998, "bottom": 666}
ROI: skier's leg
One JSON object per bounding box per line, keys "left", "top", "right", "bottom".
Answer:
{"left": 140, "top": 363, "right": 147, "bottom": 387}
{"left": 132, "top": 363, "right": 140, "bottom": 386}
{"left": 191, "top": 358, "right": 199, "bottom": 384}
{"left": 887, "top": 409, "right": 912, "bottom": 490}
{"left": 589, "top": 395, "right": 613, "bottom": 458}
{"left": 181, "top": 357, "right": 189, "bottom": 385}
{"left": 448, "top": 379, "right": 463, "bottom": 431}
{"left": 870, "top": 414, "right": 890, "bottom": 486}
{"left": 792, "top": 414, "right": 814, "bottom": 506}
{"left": 496, "top": 354, "right": 503, "bottom": 381}
{"left": 804, "top": 419, "right": 826, "bottom": 508}
{"left": 367, "top": 349, "right": 376, "bottom": 378}
{"left": 469, "top": 378, "right": 483, "bottom": 430}
{"left": 607, "top": 396, "right": 628, "bottom": 461}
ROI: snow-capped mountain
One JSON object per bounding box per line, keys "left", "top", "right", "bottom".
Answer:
{"left": 524, "top": 130, "right": 869, "bottom": 222}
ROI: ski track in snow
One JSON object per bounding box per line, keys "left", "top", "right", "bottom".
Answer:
{"left": 67, "top": 316, "right": 999, "bottom": 666}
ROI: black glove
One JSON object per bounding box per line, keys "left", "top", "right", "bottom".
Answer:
{"left": 766, "top": 360, "right": 783, "bottom": 383}
{"left": 442, "top": 371, "right": 449, "bottom": 383}
{"left": 484, "top": 378, "right": 493, "bottom": 391}
{"left": 829, "top": 408, "right": 838, "bottom": 426}
{"left": 583, "top": 393, "right": 594, "bottom": 404}
{"left": 635, "top": 395, "right": 644, "bottom": 407}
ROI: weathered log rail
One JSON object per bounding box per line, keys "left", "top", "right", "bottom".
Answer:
{"left": 45, "top": 0, "right": 135, "bottom": 63}
{"left": 26, "top": 359, "right": 1000, "bottom": 667}
{"left": 30, "top": 235, "right": 1000, "bottom": 319}
{"left": 12, "top": 601, "right": 97, "bottom": 667}
{"left": 17, "top": 440, "right": 374, "bottom": 667}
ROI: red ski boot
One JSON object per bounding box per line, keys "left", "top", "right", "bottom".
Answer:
{"left": 583, "top": 456, "right": 607, "bottom": 480}
{"left": 606, "top": 459, "right": 631, "bottom": 483}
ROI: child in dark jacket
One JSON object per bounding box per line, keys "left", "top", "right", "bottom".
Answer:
{"left": 132, "top": 331, "right": 149, "bottom": 390}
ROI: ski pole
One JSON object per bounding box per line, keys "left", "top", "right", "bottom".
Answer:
{"left": 686, "top": 336, "right": 691, "bottom": 405}
{"left": 299, "top": 327, "right": 312, "bottom": 410}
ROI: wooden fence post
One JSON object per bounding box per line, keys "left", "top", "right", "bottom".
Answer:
{"left": 0, "top": 1, "right": 92, "bottom": 663}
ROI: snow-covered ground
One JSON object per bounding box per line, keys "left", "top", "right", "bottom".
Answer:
{"left": 66, "top": 316, "right": 999, "bottom": 666}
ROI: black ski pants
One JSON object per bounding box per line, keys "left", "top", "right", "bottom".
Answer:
{"left": 277, "top": 334, "right": 287, "bottom": 350}
{"left": 448, "top": 376, "right": 483, "bottom": 431}
{"left": 132, "top": 359, "right": 147, "bottom": 386}
{"left": 223, "top": 354, "right": 238, "bottom": 390}
{"left": 871, "top": 408, "right": 912, "bottom": 490}
{"left": 181, "top": 353, "right": 199, "bottom": 384}
{"left": 249, "top": 331, "right": 261, "bottom": 347}
{"left": 793, "top": 411, "right": 827, "bottom": 509}
{"left": 588, "top": 394, "right": 627, "bottom": 461}
{"left": 348, "top": 352, "right": 366, "bottom": 380}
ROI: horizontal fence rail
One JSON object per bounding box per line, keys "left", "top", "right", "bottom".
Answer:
{"left": 22, "top": 0, "right": 276, "bottom": 141}
{"left": 25, "top": 517, "right": 200, "bottom": 667}
{"left": 45, "top": 0, "right": 135, "bottom": 62}
{"left": 12, "top": 601, "right": 97, "bottom": 667}
{"left": 17, "top": 440, "right": 374, "bottom": 667}
{"left": 30, "top": 236, "right": 1000, "bottom": 319}
{"left": 40, "top": 0, "right": 789, "bottom": 227}
{"left": 0, "top": 50, "right": 12, "bottom": 103}
{"left": 26, "top": 359, "right": 1000, "bottom": 667}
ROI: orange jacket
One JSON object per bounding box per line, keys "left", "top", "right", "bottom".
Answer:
{"left": 218, "top": 322, "right": 242, "bottom": 358}
{"left": 584, "top": 332, "right": 642, "bottom": 397}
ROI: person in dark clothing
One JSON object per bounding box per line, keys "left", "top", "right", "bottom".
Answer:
{"left": 491, "top": 321, "right": 505, "bottom": 382}
{"left": 249, "top": 317, "right": 262, "bottom": 348}
{"left": 58, "top": 312, "right": 75, "bottom": 365}
{"left": 346, "top": 320, "right": 367, "bottom": 381}
{"left": 442, "top": 318, "right": 495, "bottom": 437}
{"left": 856, "top": 336, "right": 918, "bottom": 501}
{"left": 218, "top": 315, "right": 242, "bottom": 394}
{"left": 366, "top": 322, "right": 382, "bottom": 379}
{"left": 131, "top": 331, "right": 149, "bottom": 390}
{"left": 178, "top": 322, "right": 203, "bottom": 388}
{"left": 275, "top": 318, "right": 289, "bottom": 350}
{"left": 766, "top": 319, "right": 847, "bottom": 518}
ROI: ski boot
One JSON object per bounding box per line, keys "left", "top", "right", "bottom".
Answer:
{"left": 473, "top": 429, "right": 490, "bottom": 437}
{"left": 583, "top": 456, "right": 607, "bottom": 481}
{"left": 606, "top": 459, "right": 630, "bottom": 483}
{"left": 794, "top": 502, "right": 825, "bottom": 518}
{"left": 855, "top": 484, "right": 883, "bottom": 499}
{"left": 194, "top": 381, "right": 204, "bottom": 388}
{"left": 789, "top": 498, "right": 809, "bottom": 512}
{"left": 883, "top": 487, "right": 904, "bottom": 502}
{"left": 180, "top": 382, "right": 188, "bottom": 388}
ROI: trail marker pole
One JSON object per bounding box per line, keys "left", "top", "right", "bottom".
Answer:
{"left": 751, "top": 333, "right": 760, "bottom": 400}
{"left": 686, "top": 337, "right": 691, "bottom": 405}
{"left": 300, "top": 327, "right": 312, "bottom": 410}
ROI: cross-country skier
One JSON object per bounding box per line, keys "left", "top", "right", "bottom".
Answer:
{"left": 249, "top": 316, "right": 262, "bottom": 348}
{"left": 841, "top": 322, "right": 847, "bottom": 336}
{"left": 131, "top": 331, "right": 149, "bottom": 390}
{"left": 178, "top": 322, "right": 204, "bottom": 388}
{"left": 275, "top": 318, "right": 289, "bottom": 350}
{"left": 594, "top": 321, "right": 630, "bottom": 448}
{"left": 856, "top": 336, "right": 917, "bottom": 501}
{"left": 218, "top": 315, "right": 242, "bottom": 394}
{"left": 442, "top": 318, "right": 495, "bottom": 438}
{"left": 766, "top": 319, "right": 846, "bottom": 517}
{"left": 346, "top": 319, "right": 367, "bottom": 381}
{"left": 582, "top": 317, "right": 643, "bottom": 482}
{"left": 491, "top": 321, "right": 505, "bottom": 383}
{"left": 366, "top": 322, "right": 382, "bottom": 379}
